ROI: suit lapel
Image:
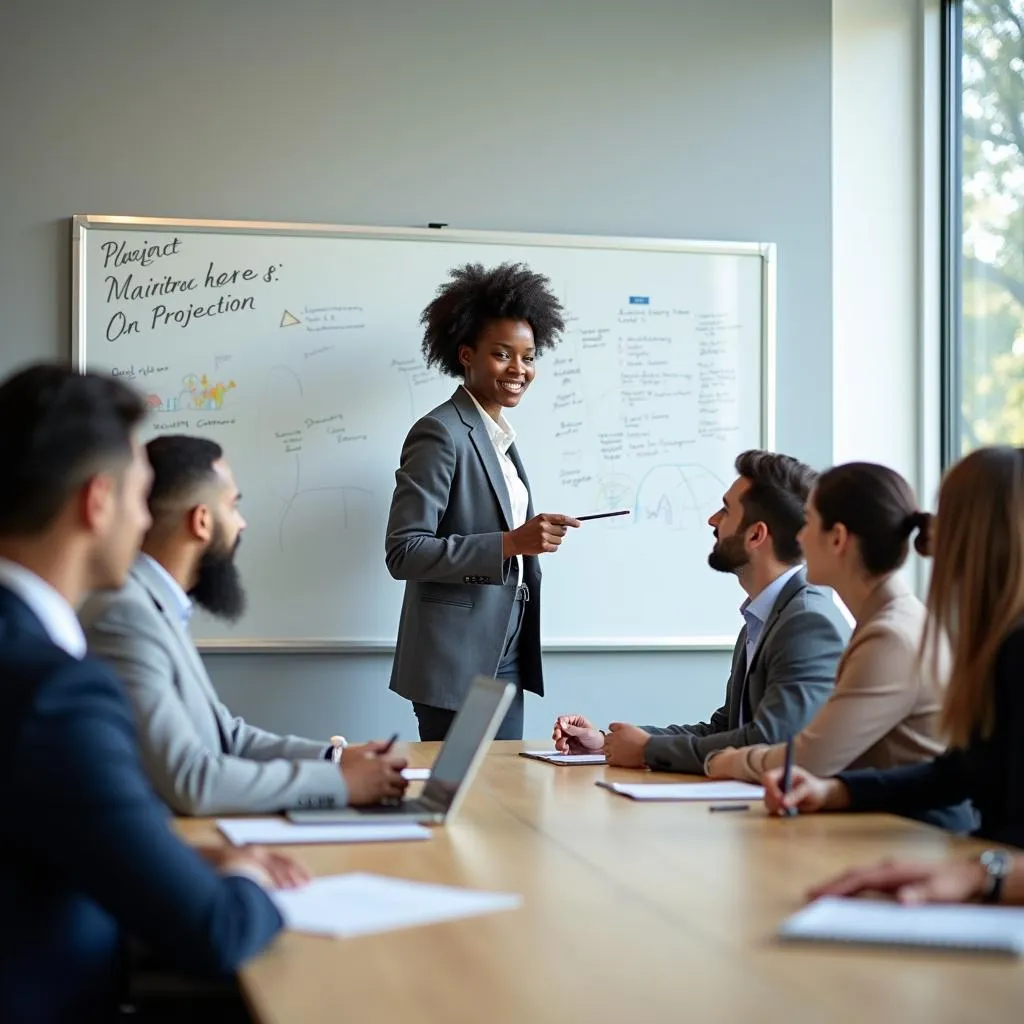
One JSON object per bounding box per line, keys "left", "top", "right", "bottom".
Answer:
{"left": 0, "top": 586, "right": 54, "bottom": 647}
{"left": 130, "top": 559, "right": 217, "bottom": 704}
{"left": 451, "top": 387, "right": 514, "bottom": 530}
{"left": 508, "top": 444, "right": 534, "bottom": 517}
{"left": 726, "top": 628, "right": 749, "bottom": 727}
{"left": 738, "top": 568, "right": 807, "bottom": 712}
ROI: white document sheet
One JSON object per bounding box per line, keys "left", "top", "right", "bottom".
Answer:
{"left": 217, "top": 818, "right": 431, "bottom": 846}
{"left": 272, "top": 872, "right": 522, "bottom": 938}
{"left": 519, "top": 750, "right": 607, "bottom": 765}
{"left": 402, "top": 767, "right": 432, "bottom": 781}
{"left": 596, "top": 781, "right": 764, "bottom": 801}
{"left": 779, "top": 896, "right": 1024, "bottom": 955}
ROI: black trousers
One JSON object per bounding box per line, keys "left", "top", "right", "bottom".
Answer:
{"left": 413, "top": 593, "right": 526, "bottom": 742}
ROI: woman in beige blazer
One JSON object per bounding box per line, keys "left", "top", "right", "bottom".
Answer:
{"left": 706, "top": 462, "right": 948, "bottom": 782}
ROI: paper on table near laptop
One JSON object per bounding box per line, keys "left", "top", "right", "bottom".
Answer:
{"left": 779, "top": 896, "right": 1024, "bottom": 956}
{"left": 596, "top": 781, "right": 764, "bottom": 801}
{"left": 272, "top": 872, "right": 522, "bottom": 938}
{"left": 519, "top": 750, "right": 607, "bottom": 765}
{"left": 402, "top": 767, "right": 431, "bottom": 781}
{"left": 217, "top": 818, "right": 431, "bottom": 846}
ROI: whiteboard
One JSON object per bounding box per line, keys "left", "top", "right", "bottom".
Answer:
{"left": 73, "top": 216, "right": 775, "bottom": 651}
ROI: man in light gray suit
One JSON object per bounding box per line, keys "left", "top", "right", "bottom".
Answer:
{"left": 553, "top": 450, "right": 851, "bottom": 775}
{"left": 79, "top": 435, "right": 408, "bottom": 816}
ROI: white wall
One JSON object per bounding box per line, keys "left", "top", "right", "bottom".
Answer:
{"left": 1, "top": 0, "right": 837, "bottom": 741}
{"left": 831, "top": 0, "right": 942, "bottom": 512}
{"left": 831, "top": 0, "right": 942, "bottom": 596}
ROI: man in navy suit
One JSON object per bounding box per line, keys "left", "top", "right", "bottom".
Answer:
{"left": 0, "top": 363, "right": 303, "bottom": 1023}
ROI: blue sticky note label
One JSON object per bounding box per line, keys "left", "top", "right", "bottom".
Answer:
{"left": 628, "top": 296, "right": 650, "bottom": 305}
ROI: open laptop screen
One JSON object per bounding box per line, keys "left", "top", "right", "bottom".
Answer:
{"left": 419, "top": 677, "right": 514, "bottom": 812}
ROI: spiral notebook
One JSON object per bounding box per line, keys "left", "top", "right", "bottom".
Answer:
{"left": 778, "top": 896, "right": 1024, "bottom": 956}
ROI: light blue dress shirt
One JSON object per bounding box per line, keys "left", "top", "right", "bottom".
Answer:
{"left": 141, "top": 553, "right": 193, "bottom": 627}
{"left": 737, "top": 564, "right": 802, "bottom": 724}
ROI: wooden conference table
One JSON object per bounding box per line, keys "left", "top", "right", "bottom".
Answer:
{"left": 176, "top": 742, "right": 1024, "bottom": 1024}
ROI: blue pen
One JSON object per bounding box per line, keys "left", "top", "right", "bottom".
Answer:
{"left": 781, "top": 736, "right": 797, "bottom": 817}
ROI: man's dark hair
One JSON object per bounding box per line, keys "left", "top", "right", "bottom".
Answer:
{"left": 814, "top": 462, "right": 925, "bottom": 574}
{"left": 0, "top": 363, "right": 147, "bottom": 536}
{"left": 420, "top": 262, "right": 566, "bottom": 378}
{"left": 146, "top": 435, "right": 224, "bottom": 519}
{"left": 734, "top": 449, "right": 817, "bottom": 564}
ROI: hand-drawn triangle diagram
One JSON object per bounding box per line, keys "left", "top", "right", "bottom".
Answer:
{"left": 280, "top": 310, "right": 301, "bottom": 328}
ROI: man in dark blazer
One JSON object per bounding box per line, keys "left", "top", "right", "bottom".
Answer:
{"left": 554, "top": 450, "right": 851, "bottom": 774}
{"left": 0, "top": 364, "right": 297, "bottom": 1024}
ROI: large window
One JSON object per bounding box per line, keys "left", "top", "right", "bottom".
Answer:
{"left": 946, "top": 0, "right": 1024, "bottom": 456}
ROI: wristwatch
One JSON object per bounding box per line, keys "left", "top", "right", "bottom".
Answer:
{"left": 978, "top": 849, "right": 1013, "bottom": 903}
{"left": 329, "top": 735, "right": 348, "bottom": 764}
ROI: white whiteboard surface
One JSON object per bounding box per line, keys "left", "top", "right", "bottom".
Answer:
{"left": 73, "top": 216, "right": 775, "bottom": 651}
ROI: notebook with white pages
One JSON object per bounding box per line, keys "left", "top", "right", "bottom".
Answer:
{"left": 519, "top": 751, "right": 607, "bottom": 765}
{"left": 595, "top": 781, "right": 763, "bottom": 801}
{"left": 778, "top": 896, "right": 1024, "bottom": 956}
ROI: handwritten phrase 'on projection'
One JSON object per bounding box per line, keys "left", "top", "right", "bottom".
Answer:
{"left": 100, "top": 236, "right": 283, "bottom": 341}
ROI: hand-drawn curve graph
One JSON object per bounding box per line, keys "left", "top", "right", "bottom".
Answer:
{"left": 257, "top": 365, "right": 373, "bottom": 552}
{"left": 634, "top": 463, "right": 728, "bottom": 531}
{"left": 592, "top": 473, "right": 635, "bottom": 514}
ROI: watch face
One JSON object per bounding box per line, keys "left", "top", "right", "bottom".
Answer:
{"left": 981, "top": 850, "right": 1013, "bottom": 877}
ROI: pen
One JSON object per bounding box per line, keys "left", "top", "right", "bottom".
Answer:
{"left": 781, "top": 736, "right": 797, "bottom": 817}
{"left": 709, "top": 804, "right": 750, "bottom": 812}
{"left": 576, "top": 509, "right": 631, "bottom": 522}
{"left": 379, "top": 731, "right": 400, "bottom": 755}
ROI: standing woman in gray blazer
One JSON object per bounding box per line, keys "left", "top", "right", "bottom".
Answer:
{"left": 386, "top": 263, "right": 580, "bottom": 740}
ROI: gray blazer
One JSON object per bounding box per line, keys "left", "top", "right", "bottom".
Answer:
{"left": 78, "top": 556, "right": 348, "bottom": 815}
{"left": 642, "top": 569, "right": 850, "bottom": 774}
{"left": 386, "top": 386, "right": 543, "bottom": 711}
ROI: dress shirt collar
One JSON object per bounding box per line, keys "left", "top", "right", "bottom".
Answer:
{"left": 0, "top": 557, "right": 87, "bottom": 658}
{"left": 140, "top": 553, "right": 193, "bottom": 625}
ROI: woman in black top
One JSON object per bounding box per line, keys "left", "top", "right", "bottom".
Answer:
{"left": 762, "top": 446, "right": 1024, "bottom": 846}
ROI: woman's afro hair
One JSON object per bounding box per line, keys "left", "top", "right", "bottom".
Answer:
{"left": 420, "top": 262, "right": 566, "bottom": 377}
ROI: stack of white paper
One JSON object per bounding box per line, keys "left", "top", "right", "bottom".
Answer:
{"left": 217, "top": 818, "right": 431, "bottom": 846}
{"left": 596, "top": 781, "right": 763, "bottom": 801}
{"left": 779, "top": 896, "right": 1024, "bottom": 955}
{"left": 273, "top": 872, "right": 523, "bottom": 938}
{"left": 519, "top": 750, "right": 607, "bottom": 765}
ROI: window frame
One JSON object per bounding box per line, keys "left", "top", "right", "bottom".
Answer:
{"left": 940, "top": 0, "right": 963, "bottom": 468}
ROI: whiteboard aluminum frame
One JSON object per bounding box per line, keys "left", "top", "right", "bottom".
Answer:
{"left": 72, "top": 214, "right": 777, "bottom": 653}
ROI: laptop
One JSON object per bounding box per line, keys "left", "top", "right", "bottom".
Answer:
{"left": 286, "top": 675, "right": 515, "bottom": 825}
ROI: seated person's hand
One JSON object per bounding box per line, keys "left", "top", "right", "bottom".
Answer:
{"left": 341, "top": 739, "right": 396, "bottom": 762}
{"left": 604, "top": 723, "right": 650, "bottom": 768}
{"left": 704, "top": 747, "right": 739, "bottom": 779}
{"left": 342, "top": 748, "right": 409, "bottom": 806}
{"left": 762, "top": 765, "right": 850, "bottom": 816}
{"left": 553, "top": 714, "right": 603, "bottom": 754}
{"left": 201, "top": 845, "right": 310, "bottom": 890}
{"left": 807, "top": 858, "right": 992, "bottom": 906}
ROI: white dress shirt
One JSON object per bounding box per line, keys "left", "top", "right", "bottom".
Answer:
{"left": 463, "top": 386, "right": 529, "bottom": 585}
{"left": 0, "top": 557, "right": 87, "bottom": 658}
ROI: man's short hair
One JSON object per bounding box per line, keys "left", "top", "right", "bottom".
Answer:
{"left": 0, "top": 363, "right": 147, "bottom": 536}
{"left": 145, "top": 435, "right": 224, "bottom": 518}
{"left": 733, "top": 449, "right": 817, "bottom": 564}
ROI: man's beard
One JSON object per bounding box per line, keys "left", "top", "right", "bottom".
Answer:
{"left": 707, "top": 531, "right": 749, "bottom": 575}
{"left": 190, "top": 529, "right": 247, "bottom": 622}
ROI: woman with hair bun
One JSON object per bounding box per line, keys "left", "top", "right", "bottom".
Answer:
{"left": 763, "top": 448, "right": 1024, "bottom": 841}
{"left": 707, "top": 463, "right": 966, "bottom": 830}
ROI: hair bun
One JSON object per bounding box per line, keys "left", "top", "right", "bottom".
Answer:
{"left": 906, "top": 510, "right": 933, "bottom": 556}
